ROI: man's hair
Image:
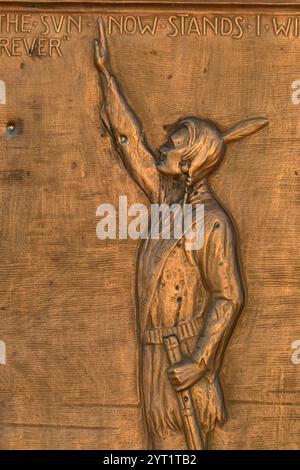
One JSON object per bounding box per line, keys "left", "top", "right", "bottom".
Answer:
{"left": 177, "top": 115, "right": 268, "bottom": 180}
{"left": 178, "top": 117, "right": 225, "bottom": 180}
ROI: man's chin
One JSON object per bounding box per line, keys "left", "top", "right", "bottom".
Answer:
{"left": 156, "top": 164, "right": 175, "bottom": 176}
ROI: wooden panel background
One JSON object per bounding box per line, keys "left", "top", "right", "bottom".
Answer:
{"left": 0, "top": 4, "right": 300, "bottom": 449}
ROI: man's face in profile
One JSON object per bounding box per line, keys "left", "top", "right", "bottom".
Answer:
{"left": 156, "top": 126, "right": 190, "bottom": 176}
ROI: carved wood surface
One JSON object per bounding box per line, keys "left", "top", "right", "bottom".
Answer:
{"left": 0, "top": 3, "right": 299, "bottom": 449}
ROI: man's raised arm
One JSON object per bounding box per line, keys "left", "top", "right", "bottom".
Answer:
{"left": 94, "top": 18, "right": 161, "bottom": 203}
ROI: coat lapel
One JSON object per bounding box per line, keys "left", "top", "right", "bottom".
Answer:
{"left": 137, "top": 199, "right": 207, "bottom": 337}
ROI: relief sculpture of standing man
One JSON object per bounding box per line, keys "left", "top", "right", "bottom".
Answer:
{"left": 94, "top": 18, "right": 268, "bottom": 450}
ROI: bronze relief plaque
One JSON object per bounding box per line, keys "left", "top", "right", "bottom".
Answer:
{"left": 0, "top": 0, "right": 299, "bottom": 450}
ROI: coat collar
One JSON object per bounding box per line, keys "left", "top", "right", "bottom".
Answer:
{"left": 186, "top": 178, "right": 212, "bottom": 205}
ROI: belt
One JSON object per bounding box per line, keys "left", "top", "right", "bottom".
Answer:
{"left": 143, "top": 315, "right": 203, "bottom": 345}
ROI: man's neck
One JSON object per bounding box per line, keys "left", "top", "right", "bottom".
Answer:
{"left": 187, "top": 178, "right": 211, "bottom": 204}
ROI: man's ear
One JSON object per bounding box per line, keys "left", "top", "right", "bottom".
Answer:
{"left": 188, "top": 128, "right": 210, "bottom": 176}
{"left": 180, "top": 160, "right": 190, "bottom": 174}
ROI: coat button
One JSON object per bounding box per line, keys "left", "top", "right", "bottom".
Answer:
{"left": 119, "top": 135, "right": 127, "bottom": 144}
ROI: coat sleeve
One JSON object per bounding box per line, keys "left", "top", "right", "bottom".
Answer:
{"left": 191, "top": 217, "right": 245, "bottom": 380}
{"left": 101, "top": 75, "right": 161, "bottom": 203}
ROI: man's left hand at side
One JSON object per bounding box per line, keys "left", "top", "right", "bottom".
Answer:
{"left": 167, "top": 357, "right": 206, "bottom": 391}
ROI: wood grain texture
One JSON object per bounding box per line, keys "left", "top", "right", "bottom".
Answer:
{"left": 0, "top": 4, "right": 299, "bottom": 449}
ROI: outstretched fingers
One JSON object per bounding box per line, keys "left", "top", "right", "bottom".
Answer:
{"left": 94, "top": 38, "right": 100, "bottom": 55}
{"left": 94, "top": 39, "right": 102, "bottom": 67}
{"left": 97, "top": 17, "right": 107, "bottom": 56}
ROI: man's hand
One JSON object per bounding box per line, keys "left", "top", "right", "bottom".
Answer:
{"left": 94, "top": 17, "right": 109, "bottom": 75}
{"left": 167, "top": 357, "right": 206, "bottom": 391}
